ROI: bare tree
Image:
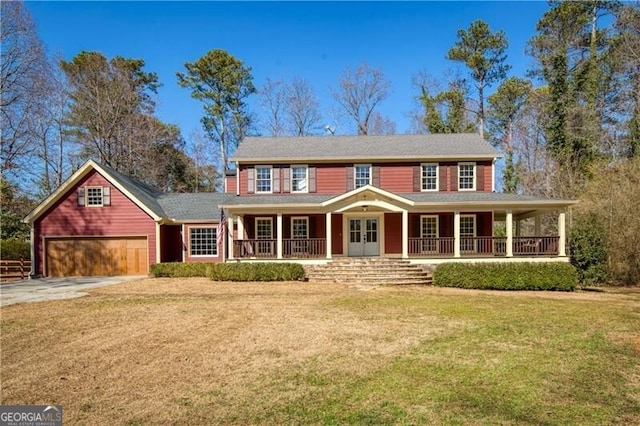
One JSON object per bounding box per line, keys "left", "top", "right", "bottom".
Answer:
{"left": 368, "top": 111, "right": 396, "bottom": 135}
{"left": 1, "top": 0, "right": 49, "bottom": 177}
{"left": 257, "top": 77, "right": 286, "bottom": 137}
{"left": 331, "top": 63, "right": 391, "bottom": 135}
{"left": 285, "top": 77, "right": 322, "bottom": 136}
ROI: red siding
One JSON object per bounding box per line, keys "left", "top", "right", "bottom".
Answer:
{"left": 331, "top": 213, "right": 343, "bottom": 255}
{"left": 315, "top": 164, "right": 347, "bottom": 193}
{"left": 34, "top": 170, "right": 157, "bottom": 276}
{"left": 379, "top": 164, "right": 413, "bottom": 192}
{"left": 225, "top": 176, "right": 237, "bottom": 194}
{"left": 183, "top": 223, "right": 224, "bottom": 263}
{"left": 384, "top": 213, "right": 402, "bottom": 254}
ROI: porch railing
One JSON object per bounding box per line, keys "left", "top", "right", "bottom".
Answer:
{"left": 231, "top": 236, "right": 560, "bottom": 259}
{"left": 233, "top": 239, "right": 326, "bottom": 259}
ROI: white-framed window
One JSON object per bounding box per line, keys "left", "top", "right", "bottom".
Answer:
{"left": 421, "top": 215, "right": 439, "bottom": 253}
{"left": 291, "top": 217, "right": 309, "bottom": 239}
{"left": 459, "top": 163, "right": 476, "bottom": 191}
{"left": 460, "top": 215, "right": 476, "bottom": 253}
{"left": 291, "top": 166, "right": 308, "bottom": 193}
{"left": 256, "top": 166, "right": 272, "bottom": 193}
{"left": 256, "top": 217, "right": 274, "bottom": 255}
{"left": 421, "top": 163, "right": 439, "bottom": 191}
{"left": 78, "top": 186, "right": 111, "bottom": 207}
{"left": 189, "top": 227, "right": 218, "bottom": 257}
{"left": 354, "top": 164, "right": 371, "bottom": 189}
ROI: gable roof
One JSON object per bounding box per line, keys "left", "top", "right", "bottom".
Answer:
{"left": 23, "top": 160, "right": 229, "bottom": 224}
{"left": 232, "top": 133, "right": 500, "bottom": 163}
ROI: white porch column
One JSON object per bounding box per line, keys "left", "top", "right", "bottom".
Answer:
{"left": 276, "top": 213, "right": 283, "bottom": 259}
{"left": 454, "top": 211, "right": 461, "bottom": 258}
{"left": 402, "top": 210, "right": 409, "bottom": 259}
{"left": 558, "top": 210, "right": 566, "bottom": 256}
{"left": 237, "top": 215, "right": 245, "bottom": 240}
{"left": 325, "top": 212, "right": 332, "bottom": 260}
{"left": 227, "top": 216, "right": 234, "bottom": 260}
{"left": 506, "top": 210, "right": 513, "bottom": 257}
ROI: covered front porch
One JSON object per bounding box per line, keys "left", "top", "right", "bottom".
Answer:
{"left": 222, "top": 186, "right": 575, "bottom": 264}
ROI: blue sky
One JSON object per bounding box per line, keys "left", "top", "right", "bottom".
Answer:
{"left": 27, "top": 1, "right": 550, "bottom": 137}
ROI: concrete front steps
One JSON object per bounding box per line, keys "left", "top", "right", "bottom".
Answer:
{"left": 306, "top": 257, "right": 433, "bottom": 286}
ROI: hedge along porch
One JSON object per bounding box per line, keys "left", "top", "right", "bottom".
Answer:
{"left": 221, "top": 185, "right": 575, "bottom": 265}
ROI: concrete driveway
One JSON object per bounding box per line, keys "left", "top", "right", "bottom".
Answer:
{"left": 0, "top": 276, "right": 145, "bottom": 307}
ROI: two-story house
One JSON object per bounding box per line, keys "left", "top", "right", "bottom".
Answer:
{"left": 24, "top": 134, "right": 576, "bottom": 277}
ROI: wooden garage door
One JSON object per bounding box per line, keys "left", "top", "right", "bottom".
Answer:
{"left": 45, "top": 237, "right": 148, "bottom": 277}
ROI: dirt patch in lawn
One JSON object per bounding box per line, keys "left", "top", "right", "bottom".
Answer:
{"left": 1, "top": 278, "right": 638, "bottom": 424}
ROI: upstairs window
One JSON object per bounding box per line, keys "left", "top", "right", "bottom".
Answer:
{"left": 354, "top": 164, "right": 371, "bottom": 189}
{"left": 421, "top": 164, "right": 438, "bottom": 191}
{"left": 291, "top": 166, "right": 308, "bottom": 193}
{"left": 458, "top": 163, "right": 476, "bottom": 191}
{"left": 78, "top": 186, "right": 111, "bottom": 207}
{"left": 255, "top": 166, "right": 272, "bottom": 193}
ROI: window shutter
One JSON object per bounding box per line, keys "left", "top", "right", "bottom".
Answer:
{"left": 308, "top": 167, "right": 317, "bottom": 193}
{"left": 439, "top": 165, "right": 447, "bottom": 191}
{"left": 346, "top": 166, "right": 354, "bottom": 191}
{"left": 283, "top": 166, "right": 290, "bottom": 193}
{"left": 77, "top": 187, "right": 85, "bottom": 206}
{"left": 273, "top": 166, "right": 280, "bottom": 193}
{"left": 451, "top": 165, "right": 458, "bottom": 192}
{"left": 413, "top": 165, "right": 421, "bottom": 192}
{"left": 476, "top": 164, "right": 484, "bottom": 191}
{"left": 372, "top": 165, "right": 380, "bottom": 187}
{"left": 247, "top": 168, "right": 255, "bottom": 194}
{"left": 103, "top": 187, "right": 111, "bottom": 206}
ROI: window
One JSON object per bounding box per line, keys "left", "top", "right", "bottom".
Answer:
{"left": 354, "top": 164, "right": 371, "bottom": 188}
{"left": 291, "top": 166, "right": 308, "bottom": 193}
{"left": 421, "top": 215, "right": 439, "bottom": 253}
{"left": 421, "top": 164, "right": 438, "bottom": 191}
{"left": 78, "top": 186, "right": 110, "bottom": 207}
{"left": 189, "top": 227, "right": 217, "bottom": 257}
{"left": 256, "top": 217, "right": 274, "bottom": 255}
{"left": 256, "top": 166, "right": 272, "bottom": 193}
{"left": 291, "top": 217, "right": 309, "bottom": 239}
{"left": 459, "top": 163, "right": 476, "bottom": 191}
{"left": 460, "top": 215, "right": 476, "bottom": 253}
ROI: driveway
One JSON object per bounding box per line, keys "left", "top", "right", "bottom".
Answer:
{"left": 0, "top": 276, "right": 145, "bottom": 307}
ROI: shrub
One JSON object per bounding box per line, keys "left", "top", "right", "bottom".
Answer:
{"left": 570, "top": 214, "right": 609, "bottom": 284}
{"left": 0, "top": 239, "right": 30, "bottom": 260}
{"left": 150, "top": 262, "right": 306, "bottom": 282}
{"left": 209, "top": 263, "right": 305, "bottom": 282}
{"left": 150, "top": 262, "right": 212, "bottom": 278}
{"left": 433, "top": 262, "right": 577, "bottom": 291}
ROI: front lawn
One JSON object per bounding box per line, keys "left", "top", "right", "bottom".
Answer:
{"left": 1, "top": 279, "right": 638, "bottom": 424}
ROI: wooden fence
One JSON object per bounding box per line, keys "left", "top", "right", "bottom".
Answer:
{"left": 1, "top": 259, "right": 31, "bottom": 281}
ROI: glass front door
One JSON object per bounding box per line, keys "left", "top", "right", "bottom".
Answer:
{"left": 348, "top": 217, "right": 380, "bottom": 256}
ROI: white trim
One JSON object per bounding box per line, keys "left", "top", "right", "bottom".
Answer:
{"left": 322, "top": 185, "right": 414, "bottom": 208}
{"left": 85, "top": 186, "right": 104, "bottom": 207}
{"left": 290, "top": 165, "right": 309, "bottom": 193}
{"left": 155, "top": 222, "right": 161, "bottom": 264}
{"left": 420, "top": 215, "right": 440, "bottom": 238}
{"left": 420, "top": 163, "right": 439, "bottom": 192}
{"left": 458, "top": 162, "right": 476, "bottom": 191}
{"left": 255, "top": 165, "right": 273, "bottom": 194}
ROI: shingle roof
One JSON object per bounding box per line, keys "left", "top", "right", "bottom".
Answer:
{"left": 232, "top": 134, "right": 499, "bottom": 162}
{"left": 158, "top": 193, "right": 233, "bottom": 221}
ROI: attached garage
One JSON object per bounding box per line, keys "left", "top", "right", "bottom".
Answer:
{"left": 45, "top": 237, "right": 148, "bottom": 277}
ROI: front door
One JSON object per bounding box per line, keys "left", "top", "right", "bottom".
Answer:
{"left": 348, "top": 218, "right": 380, "bottom": 256}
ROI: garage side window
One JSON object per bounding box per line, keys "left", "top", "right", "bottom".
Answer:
{"left": 78, "top": 186, "right": 111, "bottom": 207}
{"left": 189, "top": 227, "right": 218, "bottom": 257}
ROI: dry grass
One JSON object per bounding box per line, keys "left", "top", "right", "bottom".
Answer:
{"left": 1, "top": 278, "right": 639, "bottom": 424}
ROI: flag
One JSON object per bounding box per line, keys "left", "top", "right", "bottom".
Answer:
{"left": 217, "top": 210, "right": 227, "bottom": 249}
